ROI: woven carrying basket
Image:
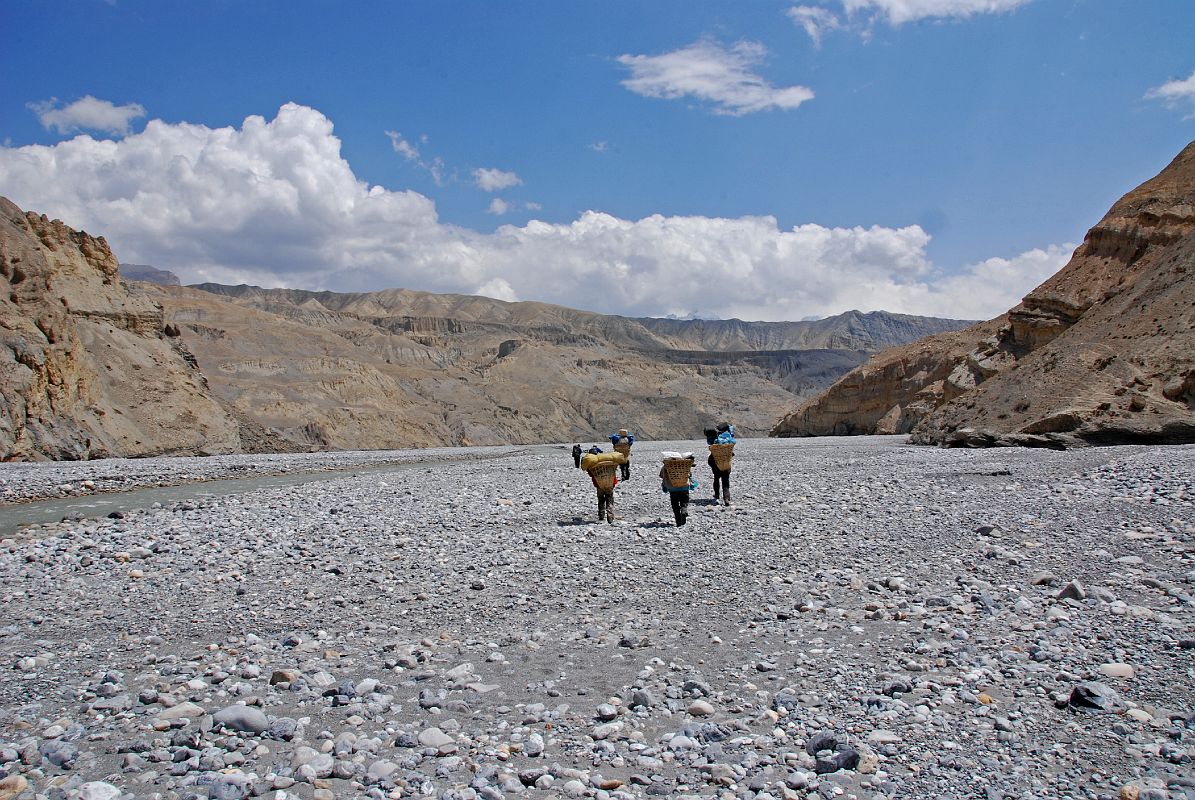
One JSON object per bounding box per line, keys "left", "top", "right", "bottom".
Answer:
{"left": 709, "top": 443, "right": 734, "bottom": 471}
{"left": 613, "top": 441, "right": 632, "bottom": 456}
{"left": 662, "top": 459, "right": 693, "bottom": 489}
{"left": 590, "top": 463, "right": 617, "bottom": 491}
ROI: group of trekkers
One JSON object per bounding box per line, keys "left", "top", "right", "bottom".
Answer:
{"left": 570, "top": 423, "right": 735, "bottom": 527}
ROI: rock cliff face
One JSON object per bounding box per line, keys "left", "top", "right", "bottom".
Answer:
{"left": 772, "top": 140, "right": 1195, "bottom": 447}
{"left": 768, "top": 318, "right": 1007, "bottom": 436}
{"left": 0, "top": 198, "right": 243, "bottom": 460}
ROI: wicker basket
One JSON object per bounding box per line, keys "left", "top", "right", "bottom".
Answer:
{"left": 590, "top": 463, "right": 618, "bottom": 490}
{"left": 662, "top": 459, "right": 693, "bottom": 489}
{"left": 613, "top": 441, "right": 632, "bottom": 456}
{"left": 709, "top": 443, "right": 734, "bottom": 471}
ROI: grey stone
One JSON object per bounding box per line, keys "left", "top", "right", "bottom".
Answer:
{"left": 1068, "top": 682, "right": 1124, "bottom": 713}
{"left": 212, "top": 704, "right": 269, "bottom": 734}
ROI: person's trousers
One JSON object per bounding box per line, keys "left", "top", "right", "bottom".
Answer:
{"left": 597, "top": 489, "right": 615, "bottom": 522}
{"left": 619, "top": 461, "right": 630, "bottom": 480}
{"left": 669, "top": 490, "right": 690, "bottom": 526}
{"left": 710, "top": 467, "right": 730, "bottom": 504}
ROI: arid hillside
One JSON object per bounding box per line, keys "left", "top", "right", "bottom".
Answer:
{"left": 139, "top": 282, "right": 965, "bottom": 451}
{"left": 772, "top": 140, "right": 1195, "bottom": 447}
{"left": 0, "top": 196, "right": 970, "bottom": 459}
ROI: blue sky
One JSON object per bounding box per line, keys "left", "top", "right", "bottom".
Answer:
{"left": 1, "top": 0, "right": 1193, "bottom": 321}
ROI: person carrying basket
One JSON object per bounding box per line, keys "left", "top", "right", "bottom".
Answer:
{"left": 609, "top": 429, "right": 634, "bottom": 480}
{"left": 580, "top": 448, "right": 628, "bottom": 524}
{"left": 705, "top": 423, "right": 735, "bottom": 506}
{"left": 659, "top": 452, "right": 697, "bottom": 527}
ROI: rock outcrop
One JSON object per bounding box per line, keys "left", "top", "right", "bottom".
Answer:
{"left": 0, "top": 198, "right": 244, "bottom": 460}
{"left": 772, "top": 140, "right": 1195, "bottom": 447}
{"left": 767, "top": 318, "right": 1007, "bottom": 436}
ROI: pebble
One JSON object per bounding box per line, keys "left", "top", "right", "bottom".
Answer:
{"left": 1099, "top": 662, "right": 1136, "bottom": 679}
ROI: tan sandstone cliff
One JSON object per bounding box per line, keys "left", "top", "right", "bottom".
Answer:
{"left": 0, "top": 198, "right": 243, "bottom": 460}
{"left": 772, "top": 140, "right": 1195, "bottom": 447}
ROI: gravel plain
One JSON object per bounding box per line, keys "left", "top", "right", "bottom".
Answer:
{"left": 0, "top": 435, "right": 1192, "bottom": 800}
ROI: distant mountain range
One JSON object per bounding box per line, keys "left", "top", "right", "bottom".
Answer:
{"left": 0, "top": 197, "right": 970, "bottom": 459}
{"left": 773, "top": 139, "right": 1195, "bottom": 447}
{"left": 119, "top": 263, "right": 180, "bottom": 285}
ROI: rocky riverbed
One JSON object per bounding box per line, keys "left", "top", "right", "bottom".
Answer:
{"left": 0, "top": 436, "right": 1192, "bottom": 800}
{"left": 0, "top": 447, "right": 526, "bottom": 506}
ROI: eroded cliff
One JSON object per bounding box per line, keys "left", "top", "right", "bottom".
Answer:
{"left": 0, "top": 198, "right": 243, "bottom": 459}
{"left": 772, "top": 140, "right": 1195, "bottom": 447}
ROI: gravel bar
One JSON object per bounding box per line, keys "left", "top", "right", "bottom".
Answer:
{"left": 0, "top": 435, "right": 1192, "bottom": 800}
{"left": 0, "top": 447, "right": 529, "bottom": 506}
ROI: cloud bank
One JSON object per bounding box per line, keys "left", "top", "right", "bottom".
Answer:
{"left": 617, "top": 40, "right": 814, "bottom": 116}
{"left": 0, "top": 103, "right": 1067, "bottom": 321}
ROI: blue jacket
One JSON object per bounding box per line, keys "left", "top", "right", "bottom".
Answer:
{"left": 706, "top": 424, "right": 735, "bottom": 444}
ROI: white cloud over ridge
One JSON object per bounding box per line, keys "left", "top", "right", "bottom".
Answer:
{"left": 1146, "top": 70, "right": 1195, "bottom": 118}
{"left": 0, "top": 103, "right": 1066, "bottom": 321}
{"left": 29, "top": 95, "right": 146, "bottom": 136}
{"left": 617, "top": 40, "right": 814, "bottom": 116}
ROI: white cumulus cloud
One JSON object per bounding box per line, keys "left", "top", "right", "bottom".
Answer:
{"left": 473, "top": 167, "right": 522, "bottom": 192}
{"left": 841, "top": 0, "right": 1033, "bottom": 25}
{"left": 0, "top": 103, "right": 1061, "bottom": 321}
{"left": 617, "top": 40, "right": 814, "bottom": 116}
{"left": 28, "top": 95, "right": 146, "bottom": 137}
{"left": 889, "top": 244, "right": 1073, "bottom": 319}
{"left": 1146, "top": 70, "right": 1195, "bottom": 118}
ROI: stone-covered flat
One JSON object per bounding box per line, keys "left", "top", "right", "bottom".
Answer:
{"left": 0, "top": 436, "right": 1192, "bottom": 800}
